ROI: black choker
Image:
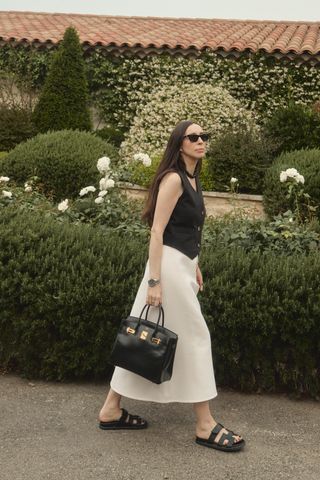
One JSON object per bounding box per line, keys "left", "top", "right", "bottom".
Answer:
{"left": 184, "top": 168, "right": 197, "bottom": 179}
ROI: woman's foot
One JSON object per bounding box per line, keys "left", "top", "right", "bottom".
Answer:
{"left": 99, "top": 405, "right": 122, "bottom": 423}
{"left": 196, "top": 419, "right": 243, "bottom": 446}
{"left": 98, "top": 407, "right": 148, "bottom": 430}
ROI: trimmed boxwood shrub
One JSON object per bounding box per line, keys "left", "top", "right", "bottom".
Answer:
{"left": 263, "top": 102, "right": 320, "bottom": 156}
{"left": 263, "top": 148, "right": 320, "bottom": 220}
{"left": 32, "top": 26, "right": 92, "bottom": 133}
{"left": 0, "top": 105, "right": 37, "bottom": 151}
{"left": 2, "top": 129, "right": 119, "bottom": 201}
{"left": 206, "top": 129, "right": 275, "bottom": 194}
{"left": 1, "top": 206, "right": 319, "bottom": 397}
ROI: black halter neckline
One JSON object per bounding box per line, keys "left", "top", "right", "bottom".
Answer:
{"left": 184, "top": 168, "right": 197, "bottom": 179}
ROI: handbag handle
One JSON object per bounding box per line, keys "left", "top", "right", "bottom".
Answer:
{"left": 137, "top": 304, "right": 165, "bottom": 335}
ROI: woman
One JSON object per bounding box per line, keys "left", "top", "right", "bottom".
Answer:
{"left": 98, "top": 120, "right": 245, "bottom": 452}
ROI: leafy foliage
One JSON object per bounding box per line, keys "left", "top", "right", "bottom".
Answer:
{"left": 0, "top": 206, "right": 148, "bottom": 381}
{"left": 203, "top": 211, "right": 320, "bottom": 255}
{"left": 263, "top": 149, "right": 320, "bottom": 220}
{"left": 125, "top": 154, "right": 213, "bottom": 191}
{"left": 263, "top": 102, "right": 320, "bottom": 156}
{"left": 93, "top": 125, "right": 125, "bottom": 149}
{"left": 207, "top": 129, "right": 276, "bottom": 194}
{"left": 2, "top": 129, "right": 118, "bottom": 201}
{"left": 86, "top": 50, "right": 320, "bottom": 131}
{"left": 1, "top": 206, "right": 319, "bottom": 397}
{"left": 120, "top": 83, "right": 258, "bottom": 161}
{"left": 200, "top": 243, "right": 320, "bottom": 398}
{"left": 32, "top": 27, "right": 92, "bottom": 133}
{"left": 0, "top": 105, "right": 36, "bottom": 151}
{"left": 1, "top": 45, "right": 320, "bottom": 132}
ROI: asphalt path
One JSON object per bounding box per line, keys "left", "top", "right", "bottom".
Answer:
{"left": 1, "top": 374, "right": 319, "bottom": 480}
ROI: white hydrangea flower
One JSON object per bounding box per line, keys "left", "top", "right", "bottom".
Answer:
{"left": 2, "top": 190, "right": 12, "bottom": 198}
{"left": 94, "top": 196, "right": 104, "bottom": 204}
{"left": 79, "top": 186, "right": 96, "bottom": 197}
{"left": 286, "top": 168, "right": 299, "bottom": 178}
{"left": 105, "top": 179, "right": 115, "bottom": 189}
{"left": 280, "top": 171, "right": 288, "bottom": 183}
{"left": 281, "top": 168, "right": 305, "bottom": 185}
{"left": 99, "top": 176, "right": 113, "bottom": 190}
{"left": 79, "top": 187, "right": 88, "bottom": 197}
{"left": 97, "top": 156, "right": 111, "bottom": 173}
{"left": 296, "top": 174, "right": 305, "bottom": 184}
{"left": 58, "top": 199, "right": 69, "bottom": 212}
{"left": 99, "top": 178, "right": 107, "bottom": 191}
{"left": 142, "top": 155, "right": 152, "bottom": 167}
{"left": 230, "top": 177, "right": 238, "bottom": 183}
{"left": 133, "top": 153, "right": 145, "bottom": 162}
{"left": 98, "top": 190, "right": 108, "bottom": 197}
{"left": 25, "top": 186, "right": 32, "bottom": 192}
{"left": 0, "top": 176, "right": 10, "bottom": 183}
{"left": 133, "top": 153, "right": 152, "bottom": 167}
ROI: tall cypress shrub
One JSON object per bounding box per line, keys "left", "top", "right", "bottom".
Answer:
{"left": 32, "top": 26, "right": 92, "bottom": 132}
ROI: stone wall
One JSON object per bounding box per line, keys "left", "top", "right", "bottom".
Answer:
{"left": 119, "top": 183, "right": 266, "bottom": 220}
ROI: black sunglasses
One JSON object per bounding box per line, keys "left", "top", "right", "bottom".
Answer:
{"left": 182, "top": 133, "right": 210, "bottom": 142}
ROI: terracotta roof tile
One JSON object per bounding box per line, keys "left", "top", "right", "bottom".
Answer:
{"left": 0, "top": 10, "right": 319, "bottom": 55}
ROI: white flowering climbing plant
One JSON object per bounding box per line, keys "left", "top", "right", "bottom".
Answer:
{"left": 119, "top": 83, "right": 259, "bottom": 162}
{"left": 85, "top": 50, "right": 320, "bottom": 131}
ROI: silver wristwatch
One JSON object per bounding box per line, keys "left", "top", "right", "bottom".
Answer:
{"left": 148, "top": 278, "right": 160, "bottom": 287}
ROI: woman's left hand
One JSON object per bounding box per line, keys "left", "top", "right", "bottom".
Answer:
{"left": 196, "top": 264, "right": 204, "bottom": 292}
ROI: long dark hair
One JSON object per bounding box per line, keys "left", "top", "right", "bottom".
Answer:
{"left": 141, "top": 119, "right": 204, "bottom": 227}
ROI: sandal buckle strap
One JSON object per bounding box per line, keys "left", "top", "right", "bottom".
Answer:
{"left": 120, "top": 408, "right": 128, "bottom": 422}
{"left": 208, "top": 422, "right": 223, "bottom": 441}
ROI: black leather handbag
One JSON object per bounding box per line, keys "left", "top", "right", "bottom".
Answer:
{"left": 109, "top": 304, "right": 178, "bottom": 384}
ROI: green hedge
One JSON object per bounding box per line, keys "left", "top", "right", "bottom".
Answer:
{"left": 0, "top": 206, "right": 147, "bottom": 380}
{"left": 200, "top": 246, "right": 320, "bottom": 398}
{"left": 1, "top": 207, "right": 319, "bottom": 398}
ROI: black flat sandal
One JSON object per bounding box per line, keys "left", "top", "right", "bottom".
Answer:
{"left": 99, "top": 407, "right": 148, "bottom": 430}
{"left": 195, "top": 422, "right": 245, "bottom": 452}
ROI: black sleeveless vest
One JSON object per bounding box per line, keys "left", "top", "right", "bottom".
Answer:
{"left": 162, "top": 168, "right": 206, "bottom": 260}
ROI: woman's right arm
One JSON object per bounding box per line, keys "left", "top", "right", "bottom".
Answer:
{"left": 146, "top": 172, "right": 183, "bottom": 306}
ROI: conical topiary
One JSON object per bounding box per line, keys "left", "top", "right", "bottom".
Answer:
{"left": 32, "top": 26, "right": 92, "bottom": 132}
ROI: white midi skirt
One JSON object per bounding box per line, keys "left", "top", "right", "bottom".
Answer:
{"left": 110, "top": 245, "right": 218, "bottom": 403}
